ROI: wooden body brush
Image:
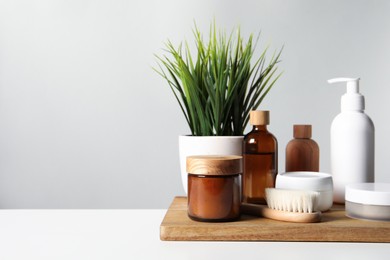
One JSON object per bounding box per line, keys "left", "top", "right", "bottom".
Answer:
{"left": 241, "top": 188, "right": 322, "bottom": 223}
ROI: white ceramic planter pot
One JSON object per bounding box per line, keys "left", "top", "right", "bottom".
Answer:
{"left": 178, "top": 135, "right": 244, "bottom": 194}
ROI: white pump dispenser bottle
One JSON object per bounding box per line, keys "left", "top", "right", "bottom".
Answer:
{"left": 328, "top": 77, "right": 374, "bottom": 204}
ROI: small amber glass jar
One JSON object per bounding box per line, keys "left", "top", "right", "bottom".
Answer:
{"left": 187, "top": 155, "right": 242, "bottom": 222}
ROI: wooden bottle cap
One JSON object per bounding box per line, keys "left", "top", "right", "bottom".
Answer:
{"left": 250, "top": 110, "right": 270, "bottom": 125}
{"left": 294, "top": 125, "right": 312, "bottom": 138}
{"left": 186, "top": 155, "right": 242, "bottom": 176}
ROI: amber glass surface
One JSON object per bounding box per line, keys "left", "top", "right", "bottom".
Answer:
{"left": 187, "top": 174, "right": 240, "bottom": 222}
{"left": 285, "top": 138, "right": 319, "bottom": 172}
{"left": 242, "top": 125, "right": 278, "bottom": 204}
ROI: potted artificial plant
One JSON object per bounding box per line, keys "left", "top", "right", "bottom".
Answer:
{"left": 155, "top": 23, "right": 282, "bottom": 193}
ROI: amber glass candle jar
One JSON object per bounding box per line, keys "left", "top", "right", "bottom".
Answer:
{"left": 187, "top": 155, "right": 242, "bottom": 222}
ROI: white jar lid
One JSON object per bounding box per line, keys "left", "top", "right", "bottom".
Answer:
{"left": 276, "top": 172, "right": 333, "bottom": 191}
{"left": 345, "top": 183, "right": 390, "bottom": 206}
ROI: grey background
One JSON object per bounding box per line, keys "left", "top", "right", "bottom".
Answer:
{"left": 0, "top": 0, "right": 389, "bottom": 208}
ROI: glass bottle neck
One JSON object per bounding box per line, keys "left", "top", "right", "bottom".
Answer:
{"left": 253, "top": 125, "right": 268, "bottom": 131}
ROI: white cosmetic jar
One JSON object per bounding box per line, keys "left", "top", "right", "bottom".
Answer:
{"left": 345, "top": 183, "right": 390, "bottom": 221}
{"left": 275, "top": 172, "right": 333, "bottom": 212}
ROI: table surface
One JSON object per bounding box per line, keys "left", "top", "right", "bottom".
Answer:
{"left": 0, "top": 209, "right": 389, "bottom": 260}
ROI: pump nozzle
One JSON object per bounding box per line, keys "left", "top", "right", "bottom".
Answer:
{"left": 328, "top": 78, "right": 360, "bottom": 94}
{"left": 328, "top": 77, "right": 364, "bottom": 111}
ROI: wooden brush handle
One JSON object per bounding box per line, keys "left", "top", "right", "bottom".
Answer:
{"left": 241, "top": 203, "right": 322, "bottom": 223}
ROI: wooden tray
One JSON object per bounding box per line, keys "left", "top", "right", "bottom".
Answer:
{"left": 160, "top": 196, "right": 390, "bottom": 242}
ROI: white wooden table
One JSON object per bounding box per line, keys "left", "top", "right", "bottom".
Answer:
{"left": 0, "top": 210, "right": 388, "bottom": 259}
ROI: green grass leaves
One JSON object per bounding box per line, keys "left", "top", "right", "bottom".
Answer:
{"left": 155, "top": 23, "right": 282, "bottom": 136}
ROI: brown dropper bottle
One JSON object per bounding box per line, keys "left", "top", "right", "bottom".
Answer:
{"left": 285, "top": 125, "right": 320, "bottom": 172}
{"left": 242, "top": 110, "right": 278, "bottom": 205}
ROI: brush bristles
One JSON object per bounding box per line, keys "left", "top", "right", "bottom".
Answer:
{"left": 265, "top": 188, "right": 319, "bottom": 213}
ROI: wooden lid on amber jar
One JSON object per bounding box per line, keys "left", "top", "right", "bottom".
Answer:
{"left": 294, "top": 125, "right": 312, "bottom": 138}
{"left": 186, "top": 155, "right": 242, "bottom": 176}
{"left": 250, "top": 110, "right": 270, "bottom": 125}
